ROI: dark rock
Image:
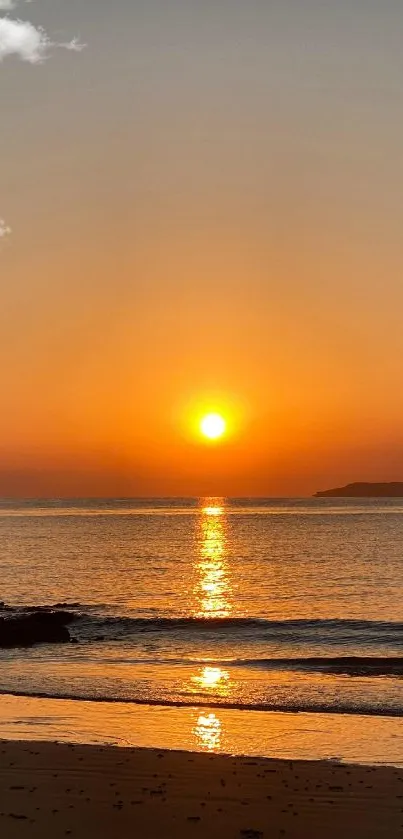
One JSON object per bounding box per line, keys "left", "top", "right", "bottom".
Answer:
{"left": 0, "top": 611, "right": 71, "bottom": 647}
{"left": 240, "top": 831, "right": 263, "bottom": 838}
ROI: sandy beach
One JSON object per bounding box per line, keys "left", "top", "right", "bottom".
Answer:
{"left": 0, "top": 740, "right": 402, "bottom": 838}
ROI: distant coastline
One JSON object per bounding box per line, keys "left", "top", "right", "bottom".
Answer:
{"left": 314, "top": 482, "right": 403, "bottom": 498}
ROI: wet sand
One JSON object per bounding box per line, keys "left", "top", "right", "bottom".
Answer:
{"left": 0, "top": 740, "right": 403, "bottom": 838}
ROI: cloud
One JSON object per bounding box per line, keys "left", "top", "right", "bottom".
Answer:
{"left": 0, "top": 13, "right": 86, "bottom": 65}
{"left": 0, "top": 17, "right": 51, "bottom": 63}
{"left": 0, "top": 0, "right": 32, "bottom": 9}
{"left": 60, "top": 36, "right": 86, "bottom": 54}
{"left": 0, "top": 219, "right": 11, "bottom": 238}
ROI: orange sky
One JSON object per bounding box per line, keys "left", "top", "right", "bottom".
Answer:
{"left": 1, "top": 1, "right": 403, "bottom": 496}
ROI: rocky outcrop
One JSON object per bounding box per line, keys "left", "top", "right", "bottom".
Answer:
{"left": 0, "top": 610, "right": 73, "bottom": 647}
{"left": 314, "top": 482, "right": 403, "bottom": 497}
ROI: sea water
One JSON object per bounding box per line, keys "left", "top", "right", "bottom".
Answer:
{"left": 1, "top": 498, "right": 403, "bottom": 762}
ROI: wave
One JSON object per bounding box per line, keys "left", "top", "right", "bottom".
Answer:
{"left": 92, "top": 654, "right": 403, "bottom": 676}
{"left": 1, "top": 686, "right": 403, "bottom": 717}
{"left": 72, "top": 614, "right": 403, "bottom": 648}
{"left": 2, "top": 603, "right": 403, "bottom": 646}
{"left": 0, "top": 602, "right": 82, "bottom": 613}
{"left": 228, "top": 656, "right": 403, "bottom": 676}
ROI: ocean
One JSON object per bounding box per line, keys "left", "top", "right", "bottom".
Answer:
{"left": 1, "top": 497, "right": 403, "bottom": 762}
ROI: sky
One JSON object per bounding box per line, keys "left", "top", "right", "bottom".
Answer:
{"left": 1, "top": 0, "right": 403, "bottom": 497}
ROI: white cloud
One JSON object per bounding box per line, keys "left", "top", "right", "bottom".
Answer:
{"left": 0, "top": 17, "right": 86, "bottom": 64}
{"left": 60, "top": 37, "right": 86, "bottom": 54}
{"left": 0, "top": 18, "right": 51, "bottom": 63}
{"left": 0, "top": 219, "right": 11, "bottom": 238}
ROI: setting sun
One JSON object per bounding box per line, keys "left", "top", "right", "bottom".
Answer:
{"left": 200, "top": 413, "right": 226, "bottom": 441}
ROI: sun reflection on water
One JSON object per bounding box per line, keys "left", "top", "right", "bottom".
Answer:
{"left": 202, "top": 506, "right": 223, "bottom": 516}
{"left": 192, "top": 665, "right": 230, "bottom": 694}
{"left": 185, "top": 502, "right": 234, "bottom": 748}
{"left": 193, "top": 712, "right": 222, "bottom": 751}
{"left": 194, "top": 499, "right": 232, "bottom": 618}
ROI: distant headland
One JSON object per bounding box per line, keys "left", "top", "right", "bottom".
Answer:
{"left": 314, "top": 482, "right": 403, "bottom": 497}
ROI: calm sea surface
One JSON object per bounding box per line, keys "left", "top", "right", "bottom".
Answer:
{"left": 1, "top": 497, "right": 403, "bottom": 761}
{"left": 1, "top": 497, "right": 403, "bottom": 709}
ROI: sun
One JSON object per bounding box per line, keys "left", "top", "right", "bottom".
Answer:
{"left": 200, "top": 413, "right": 226, "bottom": 441}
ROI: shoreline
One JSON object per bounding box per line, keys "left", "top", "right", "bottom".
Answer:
{"left": 1, "top": 693, "right": 403, "bottom": 768}
{"left": 1, "top": 740, "right": 403, "bottom": 837}
{"left": 2, "top": 686, "right": 403, "bottom": 717}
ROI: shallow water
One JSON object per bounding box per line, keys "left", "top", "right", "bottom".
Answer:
{"left": 1, "top": 497, "right": 403, "bottom": 737}
{"left": 2, "top": 694, "right": 403, "bottom": 767}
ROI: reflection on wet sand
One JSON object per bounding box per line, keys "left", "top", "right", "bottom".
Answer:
{"left": 193, "top": 711, "right": 222, "bottom": 751}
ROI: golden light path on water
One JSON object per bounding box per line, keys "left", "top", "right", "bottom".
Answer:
{"left": 195, "top": 499, "right": 232, "bottom": 619}
{"left": 190, "top": 500, "right": 234, "bottom": 751}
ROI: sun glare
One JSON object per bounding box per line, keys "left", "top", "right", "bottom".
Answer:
{"left": 200, "top": 413, "right": 226, "bottom": 440}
